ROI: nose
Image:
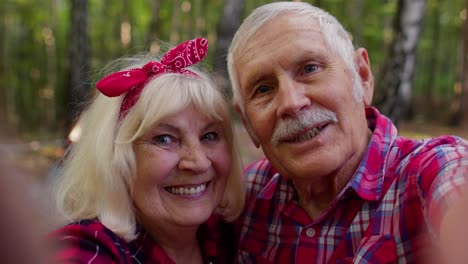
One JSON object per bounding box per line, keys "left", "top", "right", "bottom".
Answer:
{"left": 276, "top": 78, "right": 311, "bottom": 119}
{"left": 178, "top": 143, "right": 211, "bottom": 173}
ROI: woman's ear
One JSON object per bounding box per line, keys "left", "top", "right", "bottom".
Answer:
{"left": 355, "top": 48, "right": 374, "bottom": 106}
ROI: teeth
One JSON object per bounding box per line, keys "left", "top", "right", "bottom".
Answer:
{"left": 292, "top": 126, "right": 322, "bottom": 142}
{"left": 167, "top": 183, "right": 206, "bottom": 196}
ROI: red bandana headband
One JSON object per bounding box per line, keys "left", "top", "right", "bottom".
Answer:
{"left": 96, "top": 37, "right": 208, "bottom": 119}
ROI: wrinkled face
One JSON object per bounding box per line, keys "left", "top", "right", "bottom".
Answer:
{"left": 132, "top": 104, "right": 231, "bottom": 228}
{"left": 234, "top": 14, "right": 373, "bottom": 181}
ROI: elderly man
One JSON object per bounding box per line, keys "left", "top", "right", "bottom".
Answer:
{"left": 227, "top": 2, "right": 468, "bottom": 263}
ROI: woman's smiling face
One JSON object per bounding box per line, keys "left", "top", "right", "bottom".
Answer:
{"left": 132, "top": 103, "right": 231, "bottom": 228}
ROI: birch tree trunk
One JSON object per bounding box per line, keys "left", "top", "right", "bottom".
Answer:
{"left": 213, "top": 0, "right": 244, "bottom": 97}
{"left": 377, "top": 0, "right": 427, "bottom": 127}
{"left": 66, "top": 0, "right": 90, "bottom": 134}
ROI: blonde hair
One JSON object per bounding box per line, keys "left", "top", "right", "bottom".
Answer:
{"left": 53, "top": 55, "right": 245, "bottom": 242}
{"left": 227, "top": 1, "right": 362, "bottom": 114}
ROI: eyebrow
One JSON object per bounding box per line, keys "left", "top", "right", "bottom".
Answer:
{"left": 243, "top": 73, "right": 265, "bottom": 93}
{"left": 154, "top": 120, "right": 222, "bottom": 134}
{"left": 155, "top": 123, "right": 179, "bottom": 133}
{"left": 204, "top": 121, "right": 224, "bottom": 131}
{"left": 242, "top": 49, "right": 329, "bottom": 91}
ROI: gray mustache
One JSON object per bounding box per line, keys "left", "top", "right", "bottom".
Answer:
{"left": 271, "top": 106, "right": 338, "bottom": 144}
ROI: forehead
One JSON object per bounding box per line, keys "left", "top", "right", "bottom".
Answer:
{"left": 234, "top": 14, "right": 331, "bottom": 86}
{"left": 241, "top": 14, "right": 322, "bottom": 54}
{"left": 150, "top": 104, "right": 217, "bottom": 131}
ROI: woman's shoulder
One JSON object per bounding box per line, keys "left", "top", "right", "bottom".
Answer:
{"left": 48, "top": 219, "right": 132, "bottom": 263}
{"left": 50, "top": 219, "right": 123, "bottom": 244}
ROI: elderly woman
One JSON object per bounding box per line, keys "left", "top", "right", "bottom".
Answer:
{"left": 49, "top": 38, "right": 244, "bottom": 264}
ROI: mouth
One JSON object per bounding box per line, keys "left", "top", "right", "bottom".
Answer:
{"left": 165, "top": 182, "right": 210, "bottom": 196}
{"left": 282, "top": 123, "right": 329, "bottom": 143}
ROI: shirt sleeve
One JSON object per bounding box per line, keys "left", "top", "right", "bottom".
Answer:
{"left": 48, "top": 221, "right": 130, "bottom": 264}
{"left": 417, "top": 137, "right": 468, "bottom": 236}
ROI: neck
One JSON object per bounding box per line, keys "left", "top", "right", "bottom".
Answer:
{"left": 293, "top": 128, "right": 372, "bottom": 219}
{"left": 162, "top": 236, "right": 202, "bottom": 264}
{"left": 292, "top": 171, "right": 348, "bottom": 219}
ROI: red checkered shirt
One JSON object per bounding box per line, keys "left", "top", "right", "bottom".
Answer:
{"left": 237, "top": 107, "right": 468, "bottom": 263}
{"left": 50, "top": 216, "right": 236, "bottom": 264}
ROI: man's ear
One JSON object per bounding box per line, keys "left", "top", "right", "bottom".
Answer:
{"left": 355, "top": 48, "right": 374, "bottom": 106}
{"left": 234, "top": 103, "right": 260, "bottom": 148}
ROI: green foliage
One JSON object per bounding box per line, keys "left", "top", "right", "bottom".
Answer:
{"left": 414, "top": 0, "right": 462, "bottom": 101}
{"left": 0, "top": 0, "right": 466, "bottom": 137}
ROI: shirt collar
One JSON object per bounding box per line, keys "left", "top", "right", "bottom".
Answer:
{"left": 257, "top": 172, "right": 296, "bottom": 201}
{"left": 348, "top": 107, "right": 398, "bottom": 201}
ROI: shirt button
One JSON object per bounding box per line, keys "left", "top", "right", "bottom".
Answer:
{"left": 305, "top": 228, "right": 315, "bottom": 237}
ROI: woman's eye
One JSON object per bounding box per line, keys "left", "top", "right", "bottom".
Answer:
{"left": 201, "top": 131, "right": 219, "bottom": 142}
{"left": 153, "top": 134, "right": 174, "bottom": 145}
{"left": 303, "top": 64, "right": 318, "bottom": 74}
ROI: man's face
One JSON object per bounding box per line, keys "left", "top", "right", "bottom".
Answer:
{"left": 234, "top": 14, "right": 373, "bottom": 181}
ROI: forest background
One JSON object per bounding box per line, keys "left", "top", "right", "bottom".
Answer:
{"left": 0, "top": 0, "right": 468, "bottom": 180}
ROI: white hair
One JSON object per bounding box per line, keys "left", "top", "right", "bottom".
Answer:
{"left": 53, "top": 55, "right": 245, "bottom": 242}
{"left": 227, "top": 1, "right": 363, "bottom": 114}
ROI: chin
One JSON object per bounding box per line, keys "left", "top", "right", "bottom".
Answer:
{"left": 184, "top": 205, "right": 216, "bottom": 223}
{"left": 284, "top": 155, "right": 341, "bottom": 179}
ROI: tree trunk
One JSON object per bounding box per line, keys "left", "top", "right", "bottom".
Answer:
{"left": 120, "top": 0, "right": 131, "bottom": 49}
{"left": 192, "top": 0, "right": 204, "bottom": 36}
{"left": 0, "top": 3, "right": 7, "bottom": 125}
{"left": 145, "top": 0, "right": 162, "bottom": 47}
{"left": 376, "top": 0, "right": 427, "bottom": 127}
{"left": 41, "top": 0, "right": 58, "bottom": 134}
{"left": 65, "top": 0, "right": 90, "bottom": 135}
{"left": 170, "top": 0, "right": 181, "bottom": 43}
{"left": 424, "top": 0, "right": 440, "bottom": 119}
{"left": 348, "top": 0, "right": 364, "bottom": 46}
{"left": 213, "top": 0, "right": 244, "bottom": 97}
{"left": 459, "top": 0, "right": 468, "bottom": 129}
{"left": 0, "top": 3, "right": 17, "bottom": 129}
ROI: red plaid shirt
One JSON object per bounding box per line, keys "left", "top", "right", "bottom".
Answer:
{"left": 50, "top": 216, "right": 236, "bottom": 264}
{"left": 237, "top": 107, "right": 468, "bottom": 263}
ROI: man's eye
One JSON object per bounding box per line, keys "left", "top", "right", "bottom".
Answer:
{"left": 255, "top": 85, "right": 271, "bottom": 94}
{"left": 201, "top": 132, "right": 219, "bottom": 142}
{"left": 303, "top": 64, "right": 318, "bottom": 74}
{"left": 153, "top": 134, "right": 174, "bottom": 145}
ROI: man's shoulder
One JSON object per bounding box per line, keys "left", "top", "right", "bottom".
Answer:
{"left": 387, "top": 135, "right": 467, "bottom": 190}
{"left": 393, "top": 135, "right": 466, "bottom": 163}
{"left": 244, "top": 158, "right": 277, "bottom": 181}
{"left": 423, "top": 135, "right": 466, "bottom": 149}
{"left": 243, "top": 158, "right": 280, "bottom": 195}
